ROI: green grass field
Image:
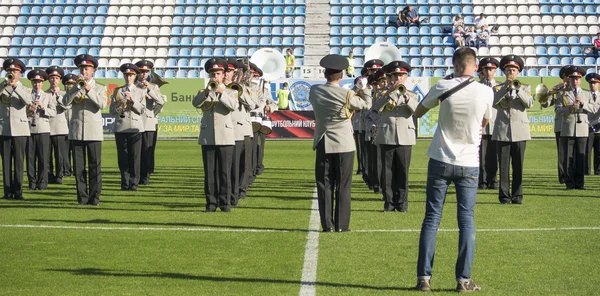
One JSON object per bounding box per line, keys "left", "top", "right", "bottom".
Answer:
{"left": 0, "top": 139, "right": 599, "bottom": 295}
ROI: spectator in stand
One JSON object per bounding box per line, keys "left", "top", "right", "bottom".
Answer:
{"left": 592, "top": 33, "right": 600, "bottom": 58}
{"left": 453, "top": 14, "right": 464, "bottom": 29}
{"left": 453, "top": 26, "right": 465, "bottom": 48}
{"left": 285, "top": 48, "right": 295, "bottom": 78}
{"left": 346, "top": 51, "right": 356, "bottom": 78}
{"left": 475, "top": 13, "right": 496, "bottom": 34}
{"left": 397, "top": 5, "right": 422, "bottom": 27}
{"left": 466, "top": 26, "right": 478, "bottom": 48}
{"left": 477, "top": 25, "right": 490, "bottom": 48}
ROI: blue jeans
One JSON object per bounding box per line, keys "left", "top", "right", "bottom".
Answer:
{"left": 417, "top": 158, "right": 478, "bottom": 282}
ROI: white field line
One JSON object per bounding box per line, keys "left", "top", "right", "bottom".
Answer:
{"left": 0, "top": 224, "right": 599, "bottom": 233}
{"left": 298, "top": 188, "right": 320, "bottom": 296}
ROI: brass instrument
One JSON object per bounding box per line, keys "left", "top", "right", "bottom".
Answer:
{"left": 496, "top": 80, "right": 521, "bottom": 108}
{"left": 115, "top": 86, "right": 132, "bottom": 118}
{"left": 227, "top": 68, "right": 244, "bottom": 98}
{"left": 1, "top": 74, "right": 14, "bottom": 104}
{"left": 5, "top": 73, "right": 14, "bottom": 82}
{"left": 150, "top": 69, "right": 168, "bottom": 88}
{"left": 201, "top": 79, "right": 218, "bottom": 111}
{"left": 384, "top": 84, "right": 406, "bottom": 111}
{"left": 534, "top": 83, "right": 566, "bottom": 107}
{"left": 73, "top": 92, "right": 85, "bottom": 104}
{"left": 508, "top": 79, "right": 521, "bottom": 90}
{"left": 76, "top": 79, "right": 86, "bottom": 90}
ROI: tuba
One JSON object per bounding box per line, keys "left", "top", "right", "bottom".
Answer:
{"left": 534, "top": 82, "right": 566, "bottom": 107}
{"left": 150, "top": 70, "right": 168, "bottom": 88}
{"left": 365, "top": 42, "right": 403, "bottom": 65}
{"left": 384, "top": 84, "right": 406, "bottom": 111}
{"left": 250, "top": 48, "right": 286, "bottom": 81}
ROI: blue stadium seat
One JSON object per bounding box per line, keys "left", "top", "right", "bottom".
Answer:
{"left": 557, "top": 36, "right": 568, "bottom": 45}
{"left": 422, "top": 69, "right": 433, "bottom": 77}
{"left": 364, "top": 36, "right": 375, "bottom": 46}
{"left": 387, "top": 37, "right": 397, "bottom": 44}
{"left": 572, "top": 57, "right": 584, "bottom": 66}
{"left": 429, "top": 16, "right": 440, "bottom": 24}
{"left": 550, "top": 68, "right": 561, "bottom": 76}
{"left": 432, "top": 37, "right": 443, "bottom": 46}
{"left": 559, "top": 47, "right": 570, "bottom": 56}
{"left": 422, "top": 57, "right": 433, "bottom": 66}
{"left": 421, "top": 37, "right": 431, "bottom": 45}
{"left": 443, "top": 47, "right": 454, "bottom": 56}
{"left": 549, "top": 57, "right": 560, "bottom": 66}
{"left": 584, "top": 57, "right": 596, "bottom": 65}
{"left": 547, "top": 47, "right": 559, "bottom": 55}
{"left": 411, "top": 69, "right": 422, "bottom": 77}
{"left": 434, "top": 69, "right": 445, "bottom": 77}
{"left": 409, "top": 47, "right": 420, "bottom": 56}
{"left": 538, "top": 57, "right": 549, "bottom": 65}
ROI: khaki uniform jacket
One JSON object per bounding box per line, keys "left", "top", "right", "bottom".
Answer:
{"left": 28, "top": 91, "right": 56, "bottom": 134}
{"left": 373, "top": 89, "right": 418, "bottom": 146}
{"left": 542, "top": 95, "right": 563, "bottom": 133}
{"left": 309, "top": 82, "right": 369, "bottom": 153}
{"left": 230, "top": 84, "right": 257, "bottom": 141}
{"left": 479, "top": 79, "right": 498, "bottom": 135}
{"left": 47, "top": 89, "right": 69, "bottom": 136}
{"left": 588, "top": 91, "right": 600, "bottom": 133}
{"left": 492, "top": 82, "right": 534, "bottom": 142}
{"left": 63, "top": 79, "right": 108, "bottom": 141}
{"left": 250, "top": 82, "right": 278, "bottom": 116}
{"left": 351, "top": 86, "right": 373, "bottom": 132}
{"left": 140, "top": 82, "right": 165, "bottom": 132}
{"left": 110, "top": 85, "right": 146, "bottom": 134}
{"left": 0, "top": 82, "right": 33, "bottom": 137}
{"left": 364, "top": 89, "right": 384, "bottom": 142}
{"left": 556, "top": 88, "right": 598, "bottom": 138}
{"left": 193, "top": 84, "right": 238, "bottom": 146}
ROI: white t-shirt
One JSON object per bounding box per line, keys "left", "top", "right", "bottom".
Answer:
{"left": 475, "top": 17, "right": 487, "bottom": 28}
{"left": 421, "top": 77, "right": 494, "bottom": 167}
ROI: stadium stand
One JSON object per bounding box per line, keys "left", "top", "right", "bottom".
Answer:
{"left": 0, "top": 0, "right": 599, "bottom": 77}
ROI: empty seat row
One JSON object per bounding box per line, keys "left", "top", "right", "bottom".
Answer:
{"left": 173, "top": 16, "right": 305, "bottom": 26}
{"left": 168, "top": 36, "right": 305, "bottom": 47}
{"left": 11, "top": 26, "right": 104, "bottom": 36}
{"left": 19, "top": 5, "right": 109, "bottom": 15}
{"left": 331, "top": 0, "right": 474, "bottom": 4}
{"left": 20, "top": 0, "right": 306, "bottom": 5}
{"left": 173, "top": 5, "right": 305, "bottom": 15}
{"left": 171, "top": 26, "right": 304, "bottom": 36}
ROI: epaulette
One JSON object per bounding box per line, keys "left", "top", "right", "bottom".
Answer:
{"left": 521, "top": 83, "right": 529, "bottom": 87}
{"left": 494, "top": 85, "right": 502, "bottom": 91}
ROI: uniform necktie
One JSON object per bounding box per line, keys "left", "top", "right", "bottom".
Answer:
{"left": 593, "top": 93, "right": 597, "bottom": 102}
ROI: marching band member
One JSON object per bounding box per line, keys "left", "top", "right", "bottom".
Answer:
{"left": 61, "top": 74, "right": 77, "bottom": 178}
{"left": 352, "top": 76, "right": 366, "bottom": 176}
{"left": 135, "top": 60, "right": 165, "bottom": 185}
{"left": 0, "top": 59, "right": 32, "bottom": 200}
{"left": 26, "top": 70, "right": 56, "bottom": 190}
{"left": 63, "top": 54, "right": 107, "bottom": 206}
{"left": 310, "top": 54, "right": 369, "bottom": 232}
{"left": 555, "top": 66, "right": 598, "bottom": 190}
{"left": 46, "top": 66, "right": 69, "bottom": 185}
{"left": 193, "top": 58, "right": 238, "bottom": 212}
{"left": 373, "top": 61, "right": 418, "bottom": 212}
{"left": 237, "top": 62, "right": 258, "bottom": 200}
{"left": 362, "top": 59, "right": 384, "bottom": 193}
{"left": 477, "top": 57, "right": 500, "bottom": 190}
{"left": 110, "top": 63, "right": 146, "bottom": 191}
{"left": 585, "top": 73, "right": 600, "bottom": 175}
{"left": 492, "top": 55, "right": 533, "bottom": 204}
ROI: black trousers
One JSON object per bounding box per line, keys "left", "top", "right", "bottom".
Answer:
{"left": 380, "top": 144, "right": 412, "bottom": 211}
{"left": 150, "top": 123, "right": 158, "bottom": 174}
{"left": 64, "top": 138, "right": 72, "bottom": 175}
{"left": 366, "top": 141, "right": 379, "bottom": 189}
{"left": 202, "top": 144, "right": 234, "bottom": 210}
{"left": 49, "top": 134, "right": 67, "bottom": 180}
{"left": 353, "top": 131, "right": 364, "bottom": 172}
{"left": 250, "top": 132, "right": 259, "bottom": 179}
{"left": 479, "top": 135, "right": 498, "bottom": 186}
{"left": 140, "top": 131, "right": 156, "bottom": 183}
{"left": 564, "top": 136, "right": 587, "bottom": 189}
{"left": 497, "top": 141, "right": 526, "bottom": 203}
{"left": 239, "top": 136, "right": 252, "bottom": 198}
{"left": 231, "top": 140, "right": 243, "bottom": 205}
{"left": 72, "top": 140, "right": 102, "bottom": 205}
{"left": 315, "top": 139, "right": 353, "bottom": 231}
{"left": 115, "top": 132, "right": 142, "bottom": 189}
{"left": 361, "top": 138, "right": 370, "bottom": 182}
{"left": 27, "top": 133, "right": 50, "bottom": 190}
{"left": 256, "top": 132, "right": 266, "bottom": 174}
{"left": 555, "top": 132, "right": 565, "bottom": 183}
{"left": 0, "top": 136, "right": 27, "bottom": 197}
{"left": 586, "top": 131, "right": 600, "bottom": 175}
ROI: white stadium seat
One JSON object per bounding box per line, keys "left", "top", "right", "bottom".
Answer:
{"left": 501, "top": 47, "right": 512, "bottom": 56}
{"left": 123, "top": 48, "right": 134, "bottom": 57}
{"left": 529, "top": 5, "right": 539, "bottom": 14}
{"left": 98, "top": 59, "right": 109, "bottom": 67}
{"left": 499, "top": 36, "right": 510, "bottom": 45}
{"left": 99, "top": 48, "right": 111, "bottom": 57}
{"left": 541, "top": 16, "right": 553, "bottom": 24}
{"left": 588, "top": 16, "right": 598, "bottom": 24}
{"left": 135, "top": 37, "right": 146, "bottom": 46}
{"left": 553, "top": 16, "right": 564, "bottom": 24}
{"left": 489, "top": 36, "right": 499, "bottom": 46}
{"left": 156, "top": 49, "right": 168, "bottom": 58}
{"left": 511, "top": 36, "right": 522, "bottom": 45}
{"left": 519, "top": 16, "right": 529, "bottom": 24}
{"left": 517, "top": 5, "right": 528, "bottom": 14}
{"left": 506, "top": 5, "right": 517, "bottom": 14}
{"left": 126, "top": 27, "right": 137, "bottom": 35}
{"left": 496, "top": 16, "right": 507, "bottom": 25}
{"left": 512, "top": 47, "right": 524, "bottom": 56}
{"left": 532, "top": 25, "right": 543, "bottom": 34}
{"left": 555, "top": 26, "right": 565, "bottom": 34}
{"left": 159, "top": 27, "right": 170, "bottom": 36}
{"left": 496, "top": 6, "right": 506, "bottom": 15}
{"left": 106, "top": 16, "right": 117, "bottom": 25}
{"left": 147, "top": 37, "right": 158, "bottom": 46}
{"left": 154, "top": 59, "right": 166, "bottom": 68}
{"left": 566, "top": 26, "right": 577, "bottom": 35}
{"left": 145, "top": 48, "right": 157, "bottom": 57}
{"left": 523, "top": 36, "right": 534, "bottom": 45}
{"left": 509, "top": 26, "right": 520, "bottom": 34}
{"left": 124, "top": 37, "right": 135, "bottom": 46}
{"left": 137, "top": 27, "right": 148, "bottom": 36}
{"left": 490, "top": 47, "right": 501, "bottom": 56}
{"left": 578, "top": 26, "right": 588, "bottom": 34}
{"left": 158, "top": 37, "right": 169, "bottom": 46}
{"left": 473, "top": 6, "right": 483, "bottom": 15}
{"left": 530, "top": 16, "right": 541, "bottom": 24}
{"left": 524, "top": 47, "right": 536, "bottom": 56}
{"left": 103, "top": 27, "right": 115, "bottom": 36}
{"left": 526, "top": 57, "right": 537, "bottom": 66}
{"left": 521, "top": 25, "right": 531, "bottom": 34}
{"left": 108, "top": 6, "right": 119, "bottom": 15}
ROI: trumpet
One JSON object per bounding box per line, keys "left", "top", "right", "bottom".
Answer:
{"left": 227, "top": 82, "right": 243, "bottom": 98}
{"left": 207, "top": 79, "right": 218, "bottom": 91}
{"left": 76, "top": 79, "right": 86, "bottom": 90}
{"left": 201, "top": 79, "right": 218, "bottom": 111}
{"left": 384, "top": 84, "right": 406, "bottom": 111}
{"left": 508, "top": 79, "right": 521, "bottom": 90}
{"left": 534, "top": 83, "right": 565, "bottom": 106}
{"left": 5, "top": 73, "right": 14, "bottom": 83}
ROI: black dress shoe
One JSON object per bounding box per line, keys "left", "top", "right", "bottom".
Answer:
{"left": 140, "top": 178, "right": 149, "bottom": 185}
{"left": 89, "top": 202, "right": 100, "bottom": 206}
{"left": 488, "top": 182, "right": 498, "bottom": 190}
{"left": 13, "top": 195, "right": 24, "bottom": 200}
{"left": 373, "top": 186, "right": 381, "bottom": 194}
{"left": 2, "top": 195, "right": 11, "bottom": 199}
{"left": 576, "top": 187, "right": 587, "bottom": 190}
{"left": 322, "top": 228, "right": 333, "bottom": 232}
{"left": 356, "top": 170, "right": 362, "bottom": 175}
{"left": 129, "top": 185, "right": 138, "bottom": 191}
{"left": 511, "top": 198, "right": 522, "bottom": 204}
{"left": 54, "top": 178, "right": 63, "bottom": 184}
{"left": 478, "top": 183, "right": 487, "bottom": 190}
{"left": 220, "top": 207, "right": 231, "bottom": 212}
{"left": 204, "top": 207, "right": 217, "bottom": 213}
{"left": 121, "top": 185, "right": 129, "bottom": 190}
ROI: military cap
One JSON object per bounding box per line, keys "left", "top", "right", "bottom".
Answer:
{"left": 559, "top": 65, "right": 573, "bottom": 79}
{"left": 204, "top": 58, "right": 227, "bottom": 72}
{"left": 226, "top": 58, "right": 243, "bottom": 71}
{"left": 499, "top": 55, "right": 524, "bottom": 72}
{"left": 383, "top": 61, "right": 412, "bottom": 75}
{"left": 478, "top": 57, "right": 500, "bottom": 69}
{"left": 364, "top": 59, "right": 384, "bottom": 71}
{"left": 74, "top": 54, "right": 98, "bottom": 68}
{"left": 62, "top": 73, "right": 77, "bottom": 85}
{"left": 249, "top": 62, "right": 263, "bottom": 76}
{"left": 360, "top": 67, "right": 368, "bottom": 77}
{"left": 375, "top": 69, "right": 386, "bottom": 80}
{"left": 367, "top": 74, "right": 377, "bottom": 85}
{"left": 319, "top": 54, "right": 348, "bottom": 71}
{"left": 586, "top": 73, "right": 600, "bottom": 84}
{"left": 3, "top": 58, "right": 26, "bottom": 72}
{"left": 135, "top": 60, "right": 154, "bottom": 72}
{"left": 45, "top": 66, "right": 64, "bottom": 78}
{"left": 566, "top": 66, "right": 586, "bottom": 78}
{"left": 119, "top": 63, "right": 140, "bottom": 74}
{"left": 27, "top": 69, "right": 49, "bottom": 82}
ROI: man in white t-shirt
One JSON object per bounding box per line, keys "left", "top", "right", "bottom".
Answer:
{"left": 413, "top": 47, "right": 493, "bottom": 293}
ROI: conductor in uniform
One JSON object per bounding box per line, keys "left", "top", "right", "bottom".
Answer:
{"left": 477, "top": 57, "right": 500, "bottom": 190}
{"left": 63, "top": 54, "right": 107, "bottom": 206}
{"left": 310, "top": 54, "right": 369, "bottom": 232}
{"left": 555, "top": 66, "right": 598, "bottom": 190}
{"left": 0, "top": 58, "right": 32, "bottom": 200}
{"left": 135, "top": 60, "right": 165, "bottom": 185}
{"left": 110, "top": 63, "right": 146, "bottom": 191}
{"left": 372, "top": 61, "right": 418, "bottom": 212}
{"left": 46, "top": 66, "right": 69, "bottom": 185}
{"left": 492, "top": 55, "right": 533, "bottom": 204}
{"left": 26, "top": 69, "right": 56, "bottom": 190}
{"left": 192, "top": 58, "right": 238, "bottom": 212}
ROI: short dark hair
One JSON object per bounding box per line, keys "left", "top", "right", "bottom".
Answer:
{"left": 325, "top": 70, "right": 343, "bottom": 81}
{"left": 283, "top": 82, "right": 289, "bottom": 87}
{"left": 452, "top": 47, "right": 477, "bottom": 70}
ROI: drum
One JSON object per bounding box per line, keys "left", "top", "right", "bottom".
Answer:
{"left": 251, "top": 112, "right": 263, "bottom": 133}
{"left": 260, "top": 116, "right": 272, "bottom": 135}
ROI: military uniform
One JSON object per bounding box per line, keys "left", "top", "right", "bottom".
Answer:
{"left": 545, "top": 66, "right": 573, "bottom": 184}
{"left": 555, "top": 67, "right": 598, "bottom": 189}
{"left": 0, "top": 59, "right": 32, "bottom": 199}
{"left": 310, "top": 54, "right": 369, "bottom": 232}
{"left": 193, "top": 58, "right": 238, "bottom": 212}
{"left": 46, "top": 66, "right": 69, "bottom": 184}
{"left": 26, "top": 70, "right": 56, "bottom": 190}
{"left": 372, "top": 61, "right": 417, "bottom": 212}
{"left": 585, "top": 73, "right": 600, "bottom": 175}
{"left": 135, "top": 60, "right": 165, "bottom": 185}
{"left": 492, "top": 55, "right": 533, "bottom": 204}
{"left": 62, "top": 54, "right": 107, "bottom": 206}
{"left": 362, "top": 60, "right": 384, "bottom": 192}
{"left": 110, "top": 63, "right": 146, "bottom": 191}
{"left": 61, "top": 74, "right": 76, "bottom": 177}
{"left": 477, "top": 58, "right": 500, "bottom": 189}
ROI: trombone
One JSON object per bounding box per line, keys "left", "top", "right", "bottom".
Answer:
{"left": 534, "top": 82, "right": 566, "bottom": 107}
